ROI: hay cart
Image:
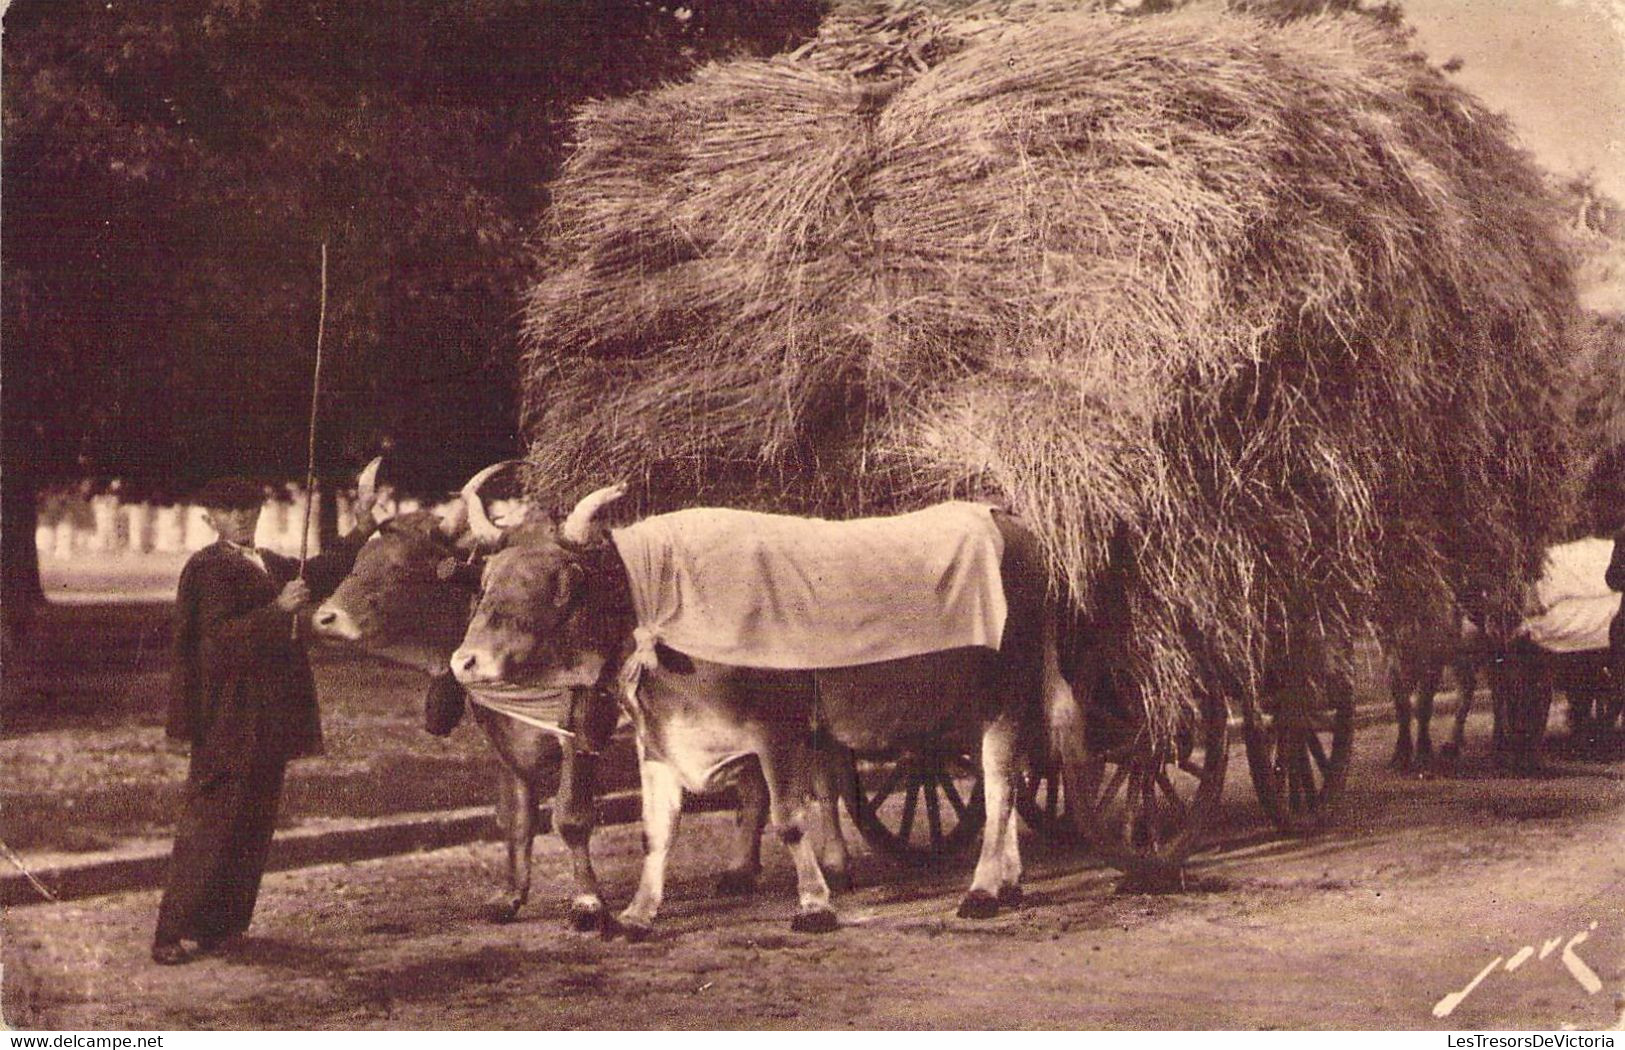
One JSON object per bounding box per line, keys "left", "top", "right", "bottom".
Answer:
{"left": 835, "top": 666, "right": 1354, "bottom": 875}
{"left": 517, "top": 7, "right": 1577, "bottom": 885}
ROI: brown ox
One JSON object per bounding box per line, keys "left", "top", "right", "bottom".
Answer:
{"left": 311, "top": 466, "right": 795, "bottom": 929}
{"left": 451, "top": 486, "right": 1074, "bottom": 938}
{"left": 1387, "top": 613, "right": 1492, "bottom": 769}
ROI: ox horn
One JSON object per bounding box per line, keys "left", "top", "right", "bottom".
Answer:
{"left": 460, "top": 460, "right": 522, "bottom": 547}
{"left": 560, "top": 483, "right": 627, "bottom": 546}
{"left": 356, "top": 456, "right": 383, "bottom": 502}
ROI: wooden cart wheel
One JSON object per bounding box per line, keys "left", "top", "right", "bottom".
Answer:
{"left": 1244, "top": 675, "right": 1354, "bottom": 834}
{"left": 1074, "top": 696, "right": 1228, "bottom": 880}
{"left": 1015, "top": 757, "right": 1079, "bottom": 843}
{"left": 839, "top": 747, "right": 985, "bottom": 863}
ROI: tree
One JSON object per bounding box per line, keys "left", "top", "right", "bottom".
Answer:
{"left": 2, "top": 0, "right": 821, "bottom": 633}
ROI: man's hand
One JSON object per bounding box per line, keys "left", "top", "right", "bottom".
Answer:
{"left": 276, "top": 578, "right": 311, "bottom": 612}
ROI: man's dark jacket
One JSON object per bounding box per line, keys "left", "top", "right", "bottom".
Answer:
{"left": 167, "top": 536, "right": 365, "bottom": 772}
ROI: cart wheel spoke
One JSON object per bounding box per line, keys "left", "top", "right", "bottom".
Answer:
{"left": 863, "top": 763, "right": 906, "bottom": 820}
{"left": 1296, "top": 748, "right": 1320, "bottom": 805}
{"left": 846, "top": 748, "right": 985, "bottom": 862}
{"left": 1244, "top": 679, "right": 1354, "bottom": 836}
{"left": 1307, "top": 731, "right": 1330, "bottom": 773}
{"left": 1138, "top": 773, "right": 1161, "bottom": 852}
{"left": 941, "top": 774, "right": 969, "bottom": 820}
{"left": 897, "top": 777, "right": 920, "bottom": 843}
{"left": 924, "top": 774, "right": 943, "bottom": 845}
{"left": 1155, "top": 770, "right": 1187, "bottom": 823}
{"left": 1092, "top": 763, "right": 1132, "bottom": 818}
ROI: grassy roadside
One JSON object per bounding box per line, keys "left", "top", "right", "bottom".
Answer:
{"left": 1, "top": 564, "right": 535, "bottom": 862}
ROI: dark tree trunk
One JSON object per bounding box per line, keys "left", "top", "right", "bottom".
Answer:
{"left": 2, "top": 470, "right": 44, "bottom": 654}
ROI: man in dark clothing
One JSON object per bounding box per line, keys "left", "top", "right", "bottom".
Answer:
{"left": 152, "top": 475, "right": 377, "bottom": 965}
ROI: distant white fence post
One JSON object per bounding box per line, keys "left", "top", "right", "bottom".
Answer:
{"left": 90, "top": 495, "right": 121, "bottom": 552}
{"left": 33, "top": 484, "right": 349, "bottom": 559}
{"left": 123, "top": 503, "right": 153, "bottom": 554}
{"left": 52, "top": 519, "right": 77, "bottom": 558}
{"left": 153, "top": 506, "right": 186, "bottom": 553}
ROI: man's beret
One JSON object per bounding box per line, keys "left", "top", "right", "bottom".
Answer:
{"left": 194, "top": 476, "right": 266, "bottom": 510}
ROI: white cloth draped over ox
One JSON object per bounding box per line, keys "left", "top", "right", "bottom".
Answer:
{"left": 609, "top": 502, "right": 1009, "bottom": 672}
{"left": 1521, "top": 536, "right": 1620, "bottom": 653}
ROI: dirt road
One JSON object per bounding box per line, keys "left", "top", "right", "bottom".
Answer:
{"left": 5, "top": 723, "right": 1624, "bottom": 1031}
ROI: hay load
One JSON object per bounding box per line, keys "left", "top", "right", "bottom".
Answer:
{"left": 1572, "top": 312, "right": 1625, "bottom": 531}
{"left": 519, "top": 8, "right": 1579, "bottom": 741}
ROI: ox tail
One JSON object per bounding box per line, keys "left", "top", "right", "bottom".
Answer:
{"left": 1039, "top": 607, "right": 1089, "bottom": 810}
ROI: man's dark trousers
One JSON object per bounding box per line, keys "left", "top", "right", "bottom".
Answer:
{"left": 154, "top": 757, "right": 287, "bottom": 945}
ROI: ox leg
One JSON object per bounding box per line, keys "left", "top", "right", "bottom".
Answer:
{"left": 555, "top": 740, "right": 606, "bottom": 931}
{"left": 1443, "top": 660, "right": 1477, "bottom": 762}
{"left": 959, "top": 715, "right": 1020, "bottom": 919}
{"left": 1413, "top": 663, "right": 1441, "bottom": 765}
{"left": 1388, "top": 660, "right": 1415, "bottom": 770}
{"left": 996, "top": 805, "right": 1023, "bottom": 909}
{"left": 483, "top": 772, "right": 534, "bottom": 924}
{"left": 716, "top": 761, "right": 767, "bottom": 897}
{"left": 755, "top": 747, "right": 837, "bottom": 934}
{"left": 614, "top": 757, "right": 684, "bottom": 941}
{"left": 808, "top": 749, "right": 852, "bottom": 892}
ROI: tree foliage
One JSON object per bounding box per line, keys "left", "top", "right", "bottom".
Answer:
{"left": 2, "top": 0, "right": 821, "bottom": 497}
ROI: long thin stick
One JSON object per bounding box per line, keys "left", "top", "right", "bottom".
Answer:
{"left": 298, "top": 242, "right": 328, "bottom": 581}
{"left": 291, "top": 244, "right": 328, "bottom": 641}
{"left": 1, "top": 837, "right": 58, "bottom": 903}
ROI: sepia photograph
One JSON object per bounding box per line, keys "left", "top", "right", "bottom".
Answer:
{"left": 2, "top": 0, "right": 1622, "bottom": 1033}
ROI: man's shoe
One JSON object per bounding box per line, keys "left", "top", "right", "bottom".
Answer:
{"left": 150, "top": 941, "right": 197, "bottom": 966}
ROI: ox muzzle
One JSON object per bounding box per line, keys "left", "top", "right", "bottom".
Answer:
{"left": 450, "top": 641, "right": 510, "bottom": 685}
{"left": 311, "top": 601, "right": 363, "bottom": 642}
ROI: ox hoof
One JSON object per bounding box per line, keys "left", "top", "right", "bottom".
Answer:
{"left": 569, "top": 906, "right": 604, "bottom": 933}
{"left": 1387, "top": 750, "right": 1412, "bottom": 772}
{"left": 714, "top": 870, "right": 759, "bottom": 897}
{"left": 997, "top": 884, "right": 1024, "bottom": 909}
{"left": 956, "top": 890, "right": 1000, "bottom": 920}
{"left": 480, "top": 898, "right": 522, "bottom": 925}
{"left": 790, "top": 908, "right": 839, "bottom": 934}
{"left": 822, "top": 868, "right": 854, "bottom": 894}
{"left": 1439, "top": 742, "right": 1461, "bottom": 762}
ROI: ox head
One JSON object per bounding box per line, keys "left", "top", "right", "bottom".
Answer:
{"left": 449, "top": 483, "right": 629, "bottom": 692}
{"left": 312, "top": 460, "right": 547, "bottom": 671}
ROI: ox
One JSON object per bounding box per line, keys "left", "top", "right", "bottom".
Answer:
{"left": 451, "top": 485, "right": 1076, "bottom": 938}
{"left": 311, "top": 465, "right": 793, "bottom": 929}
{"left": 1489, "top": 534, "right": 1622, "bottom": 770}
{"left": 1388, "top": 613, "right": 1492, "bottom": 769}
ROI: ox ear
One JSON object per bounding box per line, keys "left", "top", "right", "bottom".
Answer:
{"left": 559, "top": 483, "right": 627, "bottom": 548}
